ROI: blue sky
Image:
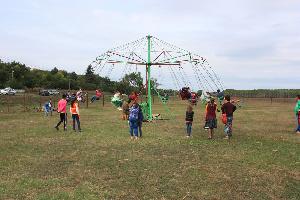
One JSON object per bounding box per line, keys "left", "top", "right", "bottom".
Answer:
{"left": 0, "top": 0, "right": 299, "bottom": 89}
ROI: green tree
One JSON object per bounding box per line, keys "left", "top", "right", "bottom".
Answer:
{"left": 85, "top": 65, "right": 96, "bottom": 83}
{"left": 51, "top": 67, "right": 58, "bottom": 74}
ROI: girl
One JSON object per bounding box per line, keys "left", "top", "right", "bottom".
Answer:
{"left": 204, "top": 98, "right": 217, "bottom": 139}
{"left": 70, "top": 99, "right": 81, "bottom": 132}
{"left": 185, "top": 104, "right": 194, "bottom": 137}
{"left": 129, "top": 102, "right": 139, "bottom": 139}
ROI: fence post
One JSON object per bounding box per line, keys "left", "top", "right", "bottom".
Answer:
{"left": 23, "top": 93, "right": 26, "bottom": 112}
{"left": 86, "top": 93, "right": 89, "bottom": 108}
{"left": 102, "top": 94, "right": 105, "bottom": 107}
{"left": 39, "top": 95, "right": 42, "bottom": 109}
{"left": 7, "top": 95, "right": 10, "bottom": 112}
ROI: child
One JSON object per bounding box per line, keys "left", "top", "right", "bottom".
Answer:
{"left": 129, "top": 102, "right": 139, "bottom": 139}
{"left": 221, "top": 95, "right": 237, "bottom": 139}
{"left": 204, "top": 97, "right": 217, "bottom": 139}
{"left": 55, "top": 94, "right": 67, "bottom": 131}
{"left": 44, "top": 101, "right": 51, "bottom": 116}
{"left": 294, "top": 99, "right": 300, "bottom": 134}
{"left": 122, "top": 100, "right": 130, "bottom": 120}
{"left": 70, "top": 99, "right": 81, "bottom": 132}
{"left": 91, "top": 89, "right": 102, "bottom": 103}
{"left": 137, "top": 103, "right": 144, "bottom": 137}
{"left": 49, "top": 99, "right": 53, "bottom": 116}
{"left": 185, "top": 104, "right": 194, "bottom": 137}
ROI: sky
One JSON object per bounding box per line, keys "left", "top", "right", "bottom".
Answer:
{"left": 0, "top": 0, "right": 299, "bottom": 89}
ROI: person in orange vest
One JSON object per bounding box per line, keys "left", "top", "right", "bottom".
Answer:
{"left": 70, "top": 98, "right": 81, "bottom": 132}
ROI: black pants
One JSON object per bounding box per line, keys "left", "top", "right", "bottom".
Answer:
{"left": 72, "top": 114, "right": 81, "bottom": 131}
{"left": 56, "top": 113, "right": 67, "bottom": 130}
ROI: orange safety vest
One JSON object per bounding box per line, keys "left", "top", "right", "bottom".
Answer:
{"left": 70, "top": 103, "right": 79, "bottom": 115}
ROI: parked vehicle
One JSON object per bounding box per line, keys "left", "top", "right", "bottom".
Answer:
{"left": 0, "top": 87, "right": 16, "bottom": 95}
{"left": 39, "top": 90, "right": 50, "bottom": 96}
{"left": 48, "top": 89, "right": 60, "bottom": 95}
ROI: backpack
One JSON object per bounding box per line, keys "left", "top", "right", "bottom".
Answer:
{"left": 221, "top": 113, "right": 227, "bottom": 124}
{"left": 129, "top": 106, "right": 139, "bottom": 121}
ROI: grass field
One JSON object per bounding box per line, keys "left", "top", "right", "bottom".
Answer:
{"left": 0, "top": 97, "right": 299, "bottom": 199}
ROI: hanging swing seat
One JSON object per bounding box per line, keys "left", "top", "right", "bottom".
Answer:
{"left": 111, "top": 92, "right": 123, "bottom": 109}
{"left": 179, "top": 87, "right": 191, "bottom": 100}
{"left": 161, "top": 94, "right": 169, "bottom": 104}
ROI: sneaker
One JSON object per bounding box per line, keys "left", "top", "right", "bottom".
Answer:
{"left": 223, "top": 136, "right": 229, "bottom": 139}
{"left": 54, "top": 126, "right": 59, "bottom": 131}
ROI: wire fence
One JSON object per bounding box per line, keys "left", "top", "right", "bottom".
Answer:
{"left": 0, "top": 92, "right": 178, "bottom": 113}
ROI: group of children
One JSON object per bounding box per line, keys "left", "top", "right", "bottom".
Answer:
{"left": 54, "top": 94, "right": 82, "bottom": 132}
{"left": 122, "top": 100, "right": 144, "bottom": 140}
{"left": 185, "top": 95, "right": 237, "bottom": 139}
{"left": 49, "top": 91, "right": 300, "bottom": 139}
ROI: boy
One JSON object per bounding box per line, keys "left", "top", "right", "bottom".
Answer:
{"left": 55, "top": 94, "right": 67, "bottom": 131}
{"left": 221, "top": 95, "right": 237, "bottom": 139}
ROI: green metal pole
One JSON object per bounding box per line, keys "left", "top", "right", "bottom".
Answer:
{"left": 147, "top": 35, "right": 152, "bottom": 120}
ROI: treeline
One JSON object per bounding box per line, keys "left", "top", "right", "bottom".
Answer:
{"left": 225, "top": 89, "right": 300, "bottom": 98}
{"left": 0, "top": 60, "right": 159, "bottom": 94}
{"left": 1, "top": 60, "right": 299, "bottom": 98}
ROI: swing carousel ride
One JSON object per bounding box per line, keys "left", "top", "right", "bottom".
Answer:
{"left": 90, "top": 35, "right": 225, "bottom": 121}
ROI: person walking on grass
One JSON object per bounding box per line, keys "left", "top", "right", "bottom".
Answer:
{"left": 185, "top": 104, "right": 194, "bottom": 138}
{"left": 129, "top": 102, "right": 139, "bottom": 140}
{"left": 137, "top": 103, "right": 144, "bottom": 137}
{"left": 294, "top": 98, "right": 300, "bottom": 134}
{"left": 122, "top": 100, "right": 130, "bottom": 120}
{"left": 221, "top": 95, "right": 237, "bottom": 139}
{"left": 55, "top": 94, "right": 67, "bottom": 131}
{"left": 70, "top": 98, "right": 81, "bottom": 132}
{"left": 44, "top": 100, "right": 51, "bottom": 117}
{"left": 204, "top": 97, "right": 217, "bottom": 139}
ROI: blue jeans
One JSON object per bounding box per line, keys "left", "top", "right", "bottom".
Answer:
{"left": 129, "top": 120, "right": 138, "bottom": 137}
{"left": 224, "top": 116, "right": 233, "bottom": 136}
{"left": 91, "top": 96, "right": 99, "bottom": 103}
{"left": 72, "top": 114, "right": 81, "bottom": 131}
{"left": 186, "top": 122, "right": 192, "bottom": 136}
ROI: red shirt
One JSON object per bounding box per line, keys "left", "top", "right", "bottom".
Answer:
{"left": 57, "top": 99, "right": 67, "bottom": 113}
{"left": 205, "top": 103, "right": 217, "bottom": 120}
{"left": 96, "top": 90, "right": 102, "bottom": 97}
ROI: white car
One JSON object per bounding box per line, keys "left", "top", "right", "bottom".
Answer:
{"left": 0, "top": 87, "right": 16, "bottom": 95}
{"left": 48, "top": 89, "right": 60, "bottom": 95}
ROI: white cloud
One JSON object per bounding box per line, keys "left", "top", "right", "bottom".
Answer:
{"left": 0, "top": 0, "right": 299, "bottom": 89}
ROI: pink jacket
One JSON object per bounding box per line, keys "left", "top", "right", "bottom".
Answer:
{"left": 57, "top": 99, "right": 67, "bottom": 113}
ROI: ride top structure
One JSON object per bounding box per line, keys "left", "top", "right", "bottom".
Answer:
{"left": 90, "top": 35, "right": 224, "bottom": 121}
